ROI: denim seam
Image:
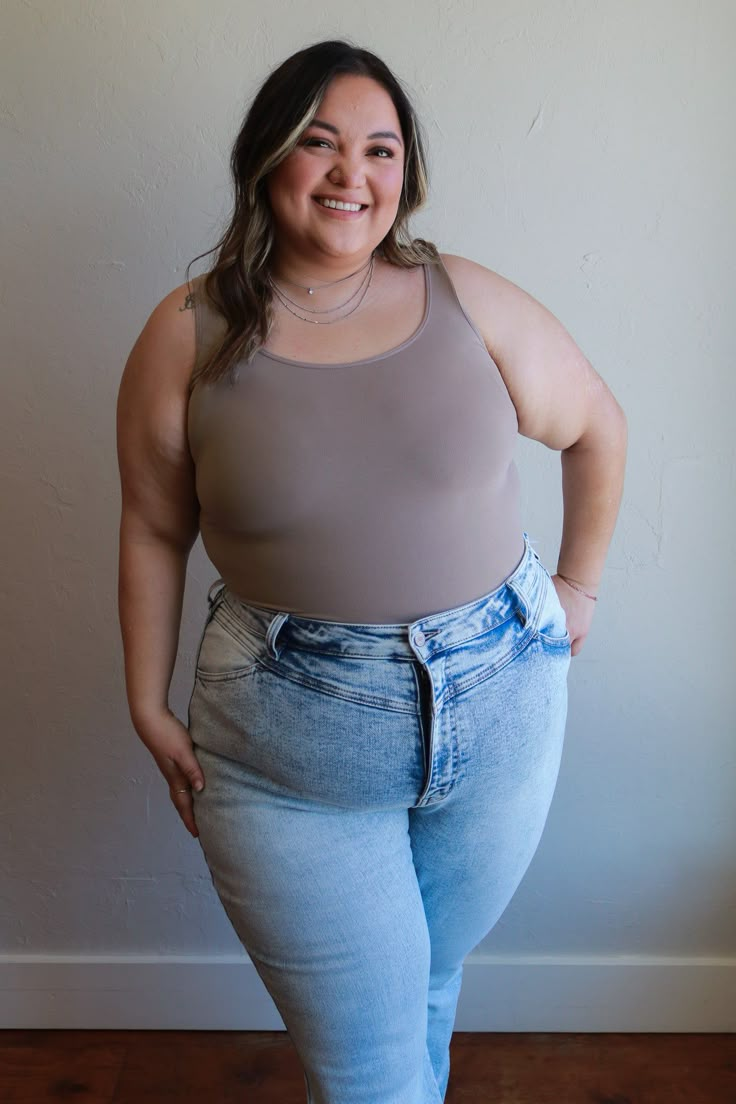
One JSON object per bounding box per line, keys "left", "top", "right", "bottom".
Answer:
{"left": 223, "top": 597, "right": 419, "bottom": 661}
{"left": 224, "top": 592, "right": 413, "bottom": 633}
{"left": 216, "top": 604, "right": 269, "bottom": 652}
{"left": 270, "top": 645, "right": 415, "bottom": 661}
{"left": 535, "top": 629, "right": 572, "bottom": 647}
{"left": 450, "top": 691, "right": 468, "bottom": 772}
{"left": 195, "top": 609, "right": 263, "bottom": 679}
{"left": 251, "top": 659, "right": 418, "bottom": 713}
{"left": 194, "top": 666, "right": 262, "bottom": 685}
{"left": 187, "top": 599, "right": 224, "bottom": 725}
{"left": 421, "top": 610, "right": 519, "bottom": 656}
{"left": 447, "top": 621, "right": 538, "bottom": 699}
{"left": 255, "top": 615, "right": 521, "bottom": 663}
{"left": 448, "top": 685, "right": 458, "bottom": 787}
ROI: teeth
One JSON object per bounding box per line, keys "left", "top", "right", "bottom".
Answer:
{"left": 316, "top": 197, "right": 364, "bottom": 211}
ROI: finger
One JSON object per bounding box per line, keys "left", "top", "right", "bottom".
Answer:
{"left": 178, "top": 749, "right": 205, "bottom": 794}
{"left": 163, "top": 750, "right": 205, "bottom": 794}
{"left": 159, "top": 751, "right": 205, "bottom": 838}
{"left": 169, "top": 785, "right": 200, "bottom": 838}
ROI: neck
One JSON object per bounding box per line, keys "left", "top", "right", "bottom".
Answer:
{"left": 269, "top": 246, "right": 377, "bottom": 289}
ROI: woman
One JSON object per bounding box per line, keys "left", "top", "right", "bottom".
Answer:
{"left": 117, "top": 39, "right": 626, "bottom": 1104}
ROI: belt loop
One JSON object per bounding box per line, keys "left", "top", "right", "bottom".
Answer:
{"left": 509, "top": 579, "right": 532, "bottom": 628}
{"left": 524, "top": 531, "right": 541, "bottom": 563}
{"left": 206, "top": 578, "right": 227, "bottom": 609}
{"left": 265, "top": 611, "right": 291, "bottom": 659}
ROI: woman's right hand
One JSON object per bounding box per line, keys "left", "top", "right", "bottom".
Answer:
{"left": 135, "top": 708, "right": 206, "bottom": 839}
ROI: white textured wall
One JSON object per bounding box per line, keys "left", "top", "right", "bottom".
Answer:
{"left": 2, "top": 1, "right": 734, "bottom": 1028}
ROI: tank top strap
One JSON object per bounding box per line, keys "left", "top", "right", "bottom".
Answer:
{"left": 429, "top": 253, "right": 488, "bottom": 350}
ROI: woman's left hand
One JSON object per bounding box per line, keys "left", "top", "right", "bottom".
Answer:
{"left": 551, "top": 575, "right": 596, "bottom": 657}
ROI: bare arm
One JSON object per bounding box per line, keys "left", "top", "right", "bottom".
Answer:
{"left": 557, "top": 392, "right": 627, "bottom": 595}
{"left": 116, "top": 282, "right": 205, "bottom": 832}
{"left": 441, "top": 254, "right": 628, "bottom": 653}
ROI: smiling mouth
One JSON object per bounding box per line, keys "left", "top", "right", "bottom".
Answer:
{"left": 312, "top": 197, "right": 368, "bottom": 212}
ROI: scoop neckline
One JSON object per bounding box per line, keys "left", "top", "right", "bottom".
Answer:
{"left": 257, "top": 262, "right": 431, "bottom": 369}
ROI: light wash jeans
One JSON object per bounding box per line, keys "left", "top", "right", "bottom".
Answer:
{"left": 188, "top": 532, "right": 571, "bottom": 1103}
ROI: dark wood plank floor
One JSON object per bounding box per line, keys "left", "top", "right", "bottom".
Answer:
{"left": 1, "top": 1030, "right": 734, "bottom": 1102}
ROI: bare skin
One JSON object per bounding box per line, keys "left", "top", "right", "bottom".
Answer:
{"left": 117, "top": 76, "right": 626, "bottom": 840}
{"left": 439, "top": 253, "right": 627, "bottom": 655}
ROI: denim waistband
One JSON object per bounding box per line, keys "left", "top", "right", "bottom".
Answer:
{"left": 208, "top": 532, "right": 549, "bottom": 663}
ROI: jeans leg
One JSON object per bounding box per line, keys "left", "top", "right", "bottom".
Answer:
{"left": 409, "top": 639, "right": 569, "bottom": 1097}
{"left": 425, "top": 963, "right": 463, "bottom": 1098}
{"left": 192, "top": 744, "right": 444, "bottom": 1104}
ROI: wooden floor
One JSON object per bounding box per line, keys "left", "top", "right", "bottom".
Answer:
{"left": 1, "top": 1030, "right": 734, "bottom": 1102}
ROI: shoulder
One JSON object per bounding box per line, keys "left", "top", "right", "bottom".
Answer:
{"left": 437, "top": 252, "right": 539, "bottom": 358}
{"left": 117, "top": 283, "right": 200, "bottom": 541}
{"left": 438, "top": 253, "right": 602, "bottom": 448}
{"left": 118, "top": 281, "right": 198, "bottom": 460}
{"left": 142, "top": 280, "right": 198, "bottom": 369}
{"left": 124, "top": 280, "right": 198, "bottom": 397}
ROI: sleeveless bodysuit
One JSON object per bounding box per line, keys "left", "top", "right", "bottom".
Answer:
{"left": 187, "top": 255, "right": 525, "bottom": 623}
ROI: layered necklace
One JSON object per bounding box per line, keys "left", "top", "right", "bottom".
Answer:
{"left": 267, "top": 251, "right": 375, "bottom": 325}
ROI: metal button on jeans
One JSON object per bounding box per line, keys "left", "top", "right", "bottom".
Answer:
{"left": 413, "top": 630, "right": 426, "bottom": 646}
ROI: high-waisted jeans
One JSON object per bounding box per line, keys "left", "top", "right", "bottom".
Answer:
{"left": 187, "top": 533, "right": 571, "bottom": 1103}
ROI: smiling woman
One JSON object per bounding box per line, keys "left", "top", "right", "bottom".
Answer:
{"left": 116, "top": 36, "right": 626, "bottom": 1104}
{"left": 264, "top": 74, "right": 407, "bottom": 295}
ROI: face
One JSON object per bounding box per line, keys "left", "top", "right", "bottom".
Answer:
{"left": 266, "top": 74, "right": 406, "bottom": 266}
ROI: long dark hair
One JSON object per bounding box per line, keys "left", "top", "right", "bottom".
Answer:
{"left": 185, "top": 38, "right": 440, "bottom": 391}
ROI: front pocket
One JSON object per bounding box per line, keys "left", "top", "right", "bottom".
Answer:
{"left": 195, "top": 607, "right": 265, "bottom": 681}
{"left": 534, "top": 570, "right": 571, "bottom": 647}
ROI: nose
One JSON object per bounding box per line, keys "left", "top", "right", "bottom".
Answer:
{"left": 329, "top": 152, "right": 367, "bottom": 189}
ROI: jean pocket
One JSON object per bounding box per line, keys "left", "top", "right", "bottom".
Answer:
{"left": 195, "top": 605, "right": 265, "bottom": 681}
{"left": 534, "top": 568, "right": 571, "bottom": 648}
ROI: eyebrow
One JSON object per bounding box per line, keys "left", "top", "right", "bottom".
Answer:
{"left": 308, "top": 118, "right": 403, "bottom": 146}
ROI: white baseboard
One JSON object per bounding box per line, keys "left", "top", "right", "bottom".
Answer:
{"left": 1, "top": 953, "right": 734, "bottom": 1031}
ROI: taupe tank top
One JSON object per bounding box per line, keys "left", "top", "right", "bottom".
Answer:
{"left": 187, "top": 256, "right": 525, "bottom": 623}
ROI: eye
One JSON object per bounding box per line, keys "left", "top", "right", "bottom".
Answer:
{"left": 302, "top": 138, "right": 395, "bottom": 158}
